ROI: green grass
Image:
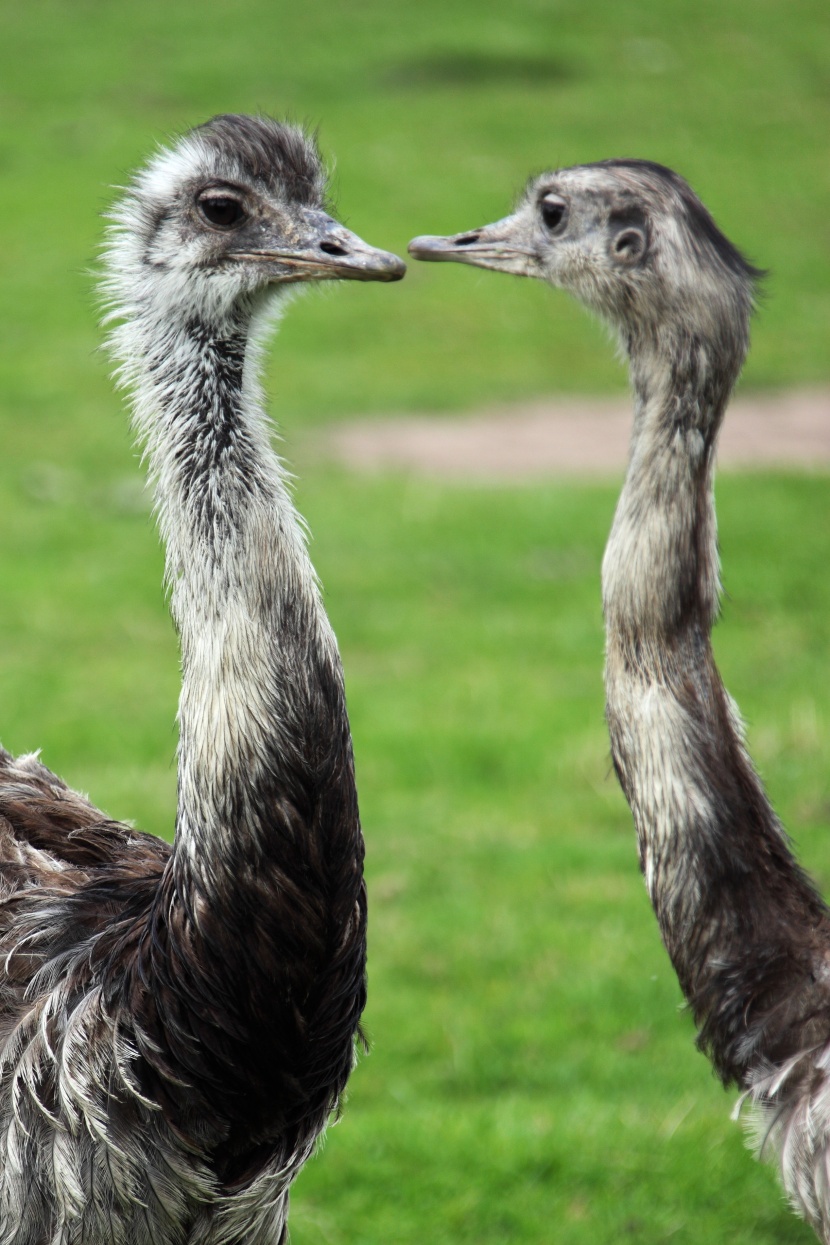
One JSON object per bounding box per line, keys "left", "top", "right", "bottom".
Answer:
{"left": 1, "top": 464, "right": 828, "bottom": 1244}
{"left": 294, "top": 472, "right": 830, "bottom": 1245}
{"left": 0, "top": 0, "right": 829, "bottom": 439}
{"left": 1, "top": 2, "right": 829, "bottom": 1242}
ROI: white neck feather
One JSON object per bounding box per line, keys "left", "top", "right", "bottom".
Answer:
{"left": 602, "top": 338, "right": 722, "bottom": 644}
{"left": 106, "top": 288, "right": 334, "bottom": 863}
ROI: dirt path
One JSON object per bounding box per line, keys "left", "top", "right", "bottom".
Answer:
{"left": 310, "top": 387, "right": 830, "bottom": 481}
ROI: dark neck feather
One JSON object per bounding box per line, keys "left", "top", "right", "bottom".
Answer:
{"left": 603, "top": 326, "right": 830, "bottom": 1086}
{"left": 171, "top": 318, "right": 250, "bottom": 546}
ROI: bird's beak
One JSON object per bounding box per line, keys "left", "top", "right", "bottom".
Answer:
{"left": 408, "top": 215, "right": 534, "bottom": 277}
{"left": 231, "top": 214, "right": 406, "bottom": 284}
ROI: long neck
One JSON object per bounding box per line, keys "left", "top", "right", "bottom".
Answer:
{"left": 111, "top": 300, "right": 366, "bottom": 1160}
{"left": 132, "top": 305, "right": 334, "bottom": 865}
{"left": 603, "top": 327, "right": 830, "bottom": 1085}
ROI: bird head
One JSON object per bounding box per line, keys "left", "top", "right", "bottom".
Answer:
{"left": 409, "top": 160, "right": 759, "bottom": 344}
{"left": 104, "top": 114, "right": 405, "bottom": 326}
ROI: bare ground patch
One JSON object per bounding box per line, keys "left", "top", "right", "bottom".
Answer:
{"left": 308, "top": 387, "right": 830, "bottom": 481}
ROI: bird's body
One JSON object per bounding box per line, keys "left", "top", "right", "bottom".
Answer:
{"left": 410, "top": 164, "right": 830, "bottom": 1239}
{"left": 0, "top": 114, "right": 404, "bottom": 1245}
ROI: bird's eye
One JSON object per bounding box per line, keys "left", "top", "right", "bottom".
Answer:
{"left": 197, "top": 195, "right": 247, "bottom": 229}
{"left": 540, "top": 194, "right": 567, "bottom": 232}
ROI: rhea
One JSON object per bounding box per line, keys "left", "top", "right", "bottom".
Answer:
{"left": 0, "top": 114, "right": 404, "bottom": 1244}
{"left": 410, "top": 164, "right": 830, "bottom": 1240}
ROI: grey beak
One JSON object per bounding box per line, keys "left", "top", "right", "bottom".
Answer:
{"left": 313, "top": 217, "right": 407, "bottom": 282}
{"left": 407, "top": 231, "right": 488, "bottom": 262}
{"left": 408, "top": 216, "right": 534, "bottom": 277}
{"left": 231, "top": 214, "right": 406, "bottom": 283}
{"left": 308, "top": 216, "right": 405, "bottom": 282}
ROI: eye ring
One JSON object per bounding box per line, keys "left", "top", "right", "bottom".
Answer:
{"left": 197, "top": 194, "right": 247, "bottom": 230}
{"left": 539, "top": 193, "right": 568, "bottom": 233}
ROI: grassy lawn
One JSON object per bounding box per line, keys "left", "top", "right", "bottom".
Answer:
{"left": 1, "top": 0, "right": 829, "bottom": 436}
{"left": 1, "top": 463, "right": 827, "bottom": 1243}
{"left": 1, "top": 1, "right": 829, "bottom": 1242}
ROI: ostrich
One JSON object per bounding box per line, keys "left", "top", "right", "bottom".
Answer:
{"left": 0, "top": 114, "right": 404, "bottom": 1245}
{"left": 409, "top": 164, "right": 830, "bottom": 1239}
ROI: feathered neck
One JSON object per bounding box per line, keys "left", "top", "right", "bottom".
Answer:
{"left": 102, "top": 252, "right": 331, "bottom": 869}
{"left": 602, "top": 316, "right": 830, "bottom": 1088}
{"left": 99, "top": 237, "right": 366, "bottom": 1151}
{"left": 602, "top": 323, "right": 738, "bottom": 650}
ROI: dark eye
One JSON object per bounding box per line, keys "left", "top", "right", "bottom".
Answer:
{"left": 198, "top": 195, "right": 247, "bottom": 229}
{"left": 540, "top": 194, "right": 567, "bottom": 232}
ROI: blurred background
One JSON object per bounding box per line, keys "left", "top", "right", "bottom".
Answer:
{"left": 0, "top": 1, "right": 828, "bottom": 1240}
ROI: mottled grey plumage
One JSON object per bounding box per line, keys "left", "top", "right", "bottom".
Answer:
{"left": 0, "top": 114, "right": 404, "bottom": 1245}
{"left": 409, "top": 162, "right": 830, "bottom": 1240}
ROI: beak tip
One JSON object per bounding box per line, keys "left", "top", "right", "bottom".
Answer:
{"left": 407, "top": 235, "right": 445, "bottom": 261}
{"left": 385, "top": 257, "right": 407, "bottom": 281}
{"left": 351, "top": 246, "right": 407, "bottom": 282}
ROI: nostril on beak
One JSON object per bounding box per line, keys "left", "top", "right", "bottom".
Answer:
{"left": 454, "top": 234, "right": 480, "bottom": 247}
{"left": 319, "top": 240, "right": 348, "bottom": 256}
